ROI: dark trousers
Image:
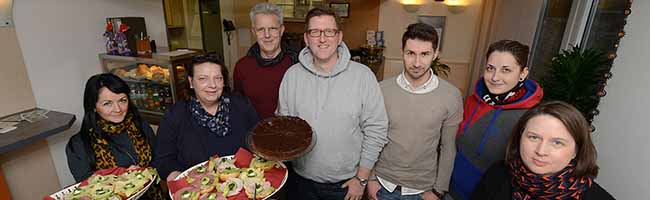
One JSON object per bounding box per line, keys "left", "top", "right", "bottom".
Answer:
{"left": 292, "top": 172, "right": 348, "bottom": 200}
{"left": 283, "top": 162, "right": 297, "bottom": 200}
{"left": 376, "top": 186, "right": 423, "bottom": 200}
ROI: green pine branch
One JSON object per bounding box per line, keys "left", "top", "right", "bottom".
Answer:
{"left": 540, "top": 46, "right": 610, "bottom": 122}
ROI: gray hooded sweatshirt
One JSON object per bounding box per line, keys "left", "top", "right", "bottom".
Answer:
{"left": 276, "top": 42, "right": 389, "bottom": 183}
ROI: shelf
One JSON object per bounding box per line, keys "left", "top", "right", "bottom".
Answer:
{"left": 100, "top": 51, "right": 195, "bottom": 125}
{"left": 285, "top": 18, "right": 306, "bottom": 22}
{"left": 140, "top": 110, "right": 164, "bottom": 125}
{"left": 284, "top": 17, "right": 348, "bottom": 23}
{"left": 123, "top": 78, "right": 172, "bottom": 86}
{"left": 99, "top": 50, "right": 199, "bottom": 64}
{"left": 140, "top": 109, "right": 165, "bottom": 116}
{"left": 167, "top": 25, "right": 186, "bottom": 29}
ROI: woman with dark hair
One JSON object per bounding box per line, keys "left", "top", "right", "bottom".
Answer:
{"left": 66, "top": 73, "right": 163, "bottom": 199}
{"left": 449, "top": 40, "right": 544, "bottom": 200}
{"left": 471, "top": 101, "right": 614, "bottom": 199}
{"left": 153, "top": 53, "right": 259, "bottom": 181}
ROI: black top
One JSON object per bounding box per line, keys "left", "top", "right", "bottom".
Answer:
{"left": 66, "top": 119, "right": 156, "bottom": 182}
{"left": 152, "top": 94, "right": 259, "bottom": 179}
{"left": 471, "top": 162, "right": 616, "bottom": 200}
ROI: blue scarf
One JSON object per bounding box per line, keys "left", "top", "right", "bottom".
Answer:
{"left": 189, "top": 96, "right": 231, "bottom": 136}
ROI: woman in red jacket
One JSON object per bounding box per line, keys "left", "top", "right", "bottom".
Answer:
{"left": 449, "top": 40, "right": 544, "bottom": 200}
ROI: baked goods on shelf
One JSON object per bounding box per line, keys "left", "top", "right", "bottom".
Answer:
{"left": 249, "top": 116, "right": 314, "bottom": 161}
{"left": 176, "top": 66, "right": 187, "bottom": 81}
{"left": 111, "top": 64, "right": 171, "bottom": 84}
{"left": 114, "top": 69, "right": 129, "bottom": 77}
{"left": 136, "top": 64, "right": 153, "bottom": 79}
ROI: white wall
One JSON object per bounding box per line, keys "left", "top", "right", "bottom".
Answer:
{"left": 378, "top": 0, "right": 482, "bottom": 62}
{"left": 378, "top": 0, "right": 482, "bottom": 93}
{"left": 592, "top": 1, "right": 650, "bottom": 199}
{"left": 220, "top": 0, "right": 240, "bottom": 71}
{"left": 13, "top": 0, "right": 167, "bottom": 187}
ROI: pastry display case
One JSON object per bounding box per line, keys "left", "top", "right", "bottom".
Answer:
{"left": 99, "top": 50, "right": 200, "bottom": 124}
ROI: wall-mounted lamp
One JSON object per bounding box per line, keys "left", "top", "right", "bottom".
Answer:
{"left": 401, "top": 0, "right": 423, "bottom": 13}
{"left": 0, "top": 0, "right": 13, "bottom": 27}
{"left": 444, "top": 0, "right": 467, "bottom": 14}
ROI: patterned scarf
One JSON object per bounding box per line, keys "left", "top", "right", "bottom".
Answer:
{"left": 510, "top": 157, "right": 593, "bottom": 200}
{"left": 482, "top": 80, "right": 528, "bottom": 105}
{"left": 91, "top": 113, "right": 151, "bottom": 169}
{"left": 91, "top": 113, "right": 163, "bottom": 199}
{"left": 189, "top": 96, "right": 231, "bottom": 136}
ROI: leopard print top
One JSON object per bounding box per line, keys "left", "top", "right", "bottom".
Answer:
{"left": 90, "top": 113, "right": 163, "bottom": 199}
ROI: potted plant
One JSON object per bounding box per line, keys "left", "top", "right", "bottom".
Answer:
{"left": 431, "top": 57, "right": 451, "bottom": 78}
{"left": 539, "top": 46, "right": 611, "bottom": 126}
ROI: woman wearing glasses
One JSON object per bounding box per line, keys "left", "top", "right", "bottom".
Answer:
{"left": 153, "top": 54, "right": 260, "bottom": 181}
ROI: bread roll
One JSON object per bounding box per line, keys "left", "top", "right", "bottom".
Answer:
{"left": 136, "top": 64, "right": 152, "bottom": 79}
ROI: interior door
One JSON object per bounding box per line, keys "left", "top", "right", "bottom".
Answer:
{"left": 199, "top": 0, "right": 225, "bottom": 58}
{"left": 489, "top": 0, "right": 546, "bottom": 47}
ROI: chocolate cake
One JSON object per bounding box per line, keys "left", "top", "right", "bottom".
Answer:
{"left": 249, "top": 116, "right": 313, "bottom": 161}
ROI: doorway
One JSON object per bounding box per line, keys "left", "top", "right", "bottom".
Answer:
{"left": 163, "top": 0, "right": 225, "bottom": 59}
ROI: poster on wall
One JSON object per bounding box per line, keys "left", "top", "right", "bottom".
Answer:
{"left": 417, "top": 16, "right": 446, "bottom": 51}
{"left": 330, "top": 3, "right": 350, "bottom": 18}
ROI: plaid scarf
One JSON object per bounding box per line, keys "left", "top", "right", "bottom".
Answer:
{"left": 510, "top": 157, "right": 593, "bottom": 200}
{"left": 482, "top": 81, "right": 527, "bottom": 105}
{"left": 189, "top": 96, "right": 231, "bottom": 136}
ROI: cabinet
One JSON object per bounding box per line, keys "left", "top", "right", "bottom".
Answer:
{"left": 99, "top": 51, "right": 199, "bottom": 124}
{"left": 164, "top": 0, "right": 185, "bottom": 28}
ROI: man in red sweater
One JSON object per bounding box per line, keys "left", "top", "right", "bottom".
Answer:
{"left": 233, "top": 2, "right": 298, "bottom": 119}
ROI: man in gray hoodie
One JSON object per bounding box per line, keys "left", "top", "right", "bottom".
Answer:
{"left": 276, "top": 7, "right": 388, "bottom": 200}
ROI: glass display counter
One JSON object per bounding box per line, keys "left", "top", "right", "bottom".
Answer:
{"left": 99, "top": 50, "right": 200, "bottom": 124}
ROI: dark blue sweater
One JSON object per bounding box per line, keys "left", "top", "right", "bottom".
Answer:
{"left": 153, "top": 94, "right": 259, "bottom": 179}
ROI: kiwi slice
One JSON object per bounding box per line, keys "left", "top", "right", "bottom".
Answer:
{"left": 181, "top": 191, "right": 192, "bottom": 199}
{"left": 247, "top": 169, "right": 256, "bottom": 177}
{"left": 197, "top": 166, "right": 206, "bottom": 173}
{"left": 201, "top": 177, "right": 210, "bottom": 185}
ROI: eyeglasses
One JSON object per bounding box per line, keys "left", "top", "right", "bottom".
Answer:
{"left": 307, "top": 28, "right": 339, "bottom": 38}
{"left": 255, "top": 27, "right": 281, "bottom": 36}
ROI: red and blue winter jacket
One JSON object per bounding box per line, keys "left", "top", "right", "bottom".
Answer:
{"left": 448, "top": 78, "right": 543, "bottom": 200}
